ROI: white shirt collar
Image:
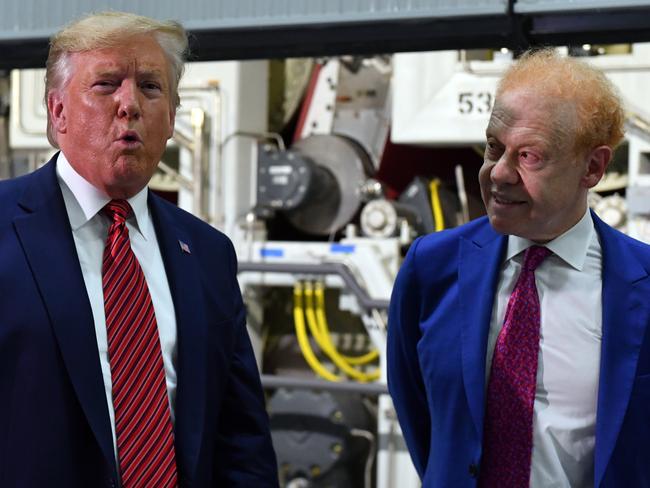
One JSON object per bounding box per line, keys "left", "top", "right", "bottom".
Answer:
{"left": 56, "top": 152, "right": 151, "bottom": 240}
{"left": 505, "top": 208, "right": 594, "bottom": 271}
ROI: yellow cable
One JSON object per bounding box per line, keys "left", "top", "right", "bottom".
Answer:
{"left": 303, "top": 281, "right": 327, "bottom": 346}
{"left": 314, "top": 282, "right": 378, "bottom": 365}
{"left": 429, "top": 178, "right": 445, "bottom": 232}
{"left": 293, "top": 282, "right": 341, "bottom": 382}
{"left": 305, "top": 282, "right": 380, "bottom": 382}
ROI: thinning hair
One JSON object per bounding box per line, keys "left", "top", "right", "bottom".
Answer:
{"left": 496, "top": 48, "right": 625, "bottom": 154}
{"left": 45, "top": 11, "right": 188, "bottom": 147}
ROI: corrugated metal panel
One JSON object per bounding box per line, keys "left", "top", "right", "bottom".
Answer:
{"left": 516, "top": 0, "right": 650, "bottom": 13}
{"left": 0, "top": 0, "right": 507, "bottom": 40}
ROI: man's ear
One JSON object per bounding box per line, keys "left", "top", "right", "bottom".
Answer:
{"left": 582, "top": 145, "right": 612, "bottom": 189}
{"left": 47, "top": 90, "right": 67, "bottom": 134}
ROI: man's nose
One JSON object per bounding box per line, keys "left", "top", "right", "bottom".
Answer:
{"left": 490, "top": 154, "right": 519, "bottom": 185}
{"left": 117, "top": 81, "right": 141, "bottom": 119}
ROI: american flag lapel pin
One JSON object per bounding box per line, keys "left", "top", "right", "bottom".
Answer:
{"left": 179, "top": 240, "right": 191, "bottom": 254}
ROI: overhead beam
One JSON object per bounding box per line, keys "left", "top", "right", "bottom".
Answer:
{"left": 4, "top": 5, "right": 650, "bottom": 70}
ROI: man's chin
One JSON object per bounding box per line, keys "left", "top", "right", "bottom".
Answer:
{"left": 103, "top": 173, "right": 150, "bottom": 200}
{"left": 489, "top": 218, "right": 554, "bottom": 243}
{"left": 487, "top": 215, "right": 526, "bottom": 237}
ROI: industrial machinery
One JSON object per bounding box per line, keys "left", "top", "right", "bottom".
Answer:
{"left": 6, "top": 40, "right": 650, "bottom": 488}
{"left": 269, "top": 388, "right": 375, "bottom": 488}
{"left": 239, "top": 56, "right": 427, "bottom": 488}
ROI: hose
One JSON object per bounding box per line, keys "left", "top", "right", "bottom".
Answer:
{"left": 429, "top": 178, "right": 445, "bottom": 232}
{"left": 293, "top": 282, "right": 341, "bottom": 382}
{"left": 350, "top": 428, "right": 376, "bottom": 488}
{"left": 314, "top": 282, "right": 378, "bottom": 365}
{"left": 303, "top": 282, "right": 380, "bottom": 382}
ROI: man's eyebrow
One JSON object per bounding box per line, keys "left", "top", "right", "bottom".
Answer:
{"left": 137, "top": 69, "right": 165, "bottom": 78}
{"left": 484, "top": 131, "right": 501, "bottom": 144}
{"left": 485, "top": 120, "right": 500, "bottom": 138}
{"left": 93, "top": 68, "right": 121, "bottom": 78}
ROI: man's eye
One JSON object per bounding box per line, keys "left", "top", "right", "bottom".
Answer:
{"left": 485, "top": 141, "right": 502, "bottom": 158}
{"left": 142, "top": 82, "right": 161, "bottom": 91}
{"left": 92, "top": 81, "right": 117, "bottom": 92}
{"left": 519, "top": 151, "right": 540, "bottom": 164}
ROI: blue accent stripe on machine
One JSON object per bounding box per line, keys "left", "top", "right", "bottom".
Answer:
{"left": 260, "top": 248, "right": 284, "bottom": 258}
{"left": 330, "top": 244, "right": 355, "bottom": 254}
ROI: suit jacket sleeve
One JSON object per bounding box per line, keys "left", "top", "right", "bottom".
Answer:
{"left": 387, "top": 237, "right": 431, "bottom": 478}
{"left": 212, "top": 239, "right": 278, "bottom": 487}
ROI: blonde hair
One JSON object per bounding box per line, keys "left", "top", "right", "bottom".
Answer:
{"left": 45, "top": 11, "right": 188, "bottom": 147}
{"left": 497, "top": 48, "right": 625, "bottom": 153}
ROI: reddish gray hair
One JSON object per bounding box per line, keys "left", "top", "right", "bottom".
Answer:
{"left": 497, "top": 48, "right": 625, "bottom": 154}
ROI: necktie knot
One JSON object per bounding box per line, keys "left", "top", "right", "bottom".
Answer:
{"left": 523, "top": 245, "right": 551, "bottom": 272}
{"left": 104, "top": 199, "right": 131, "bottom": 224}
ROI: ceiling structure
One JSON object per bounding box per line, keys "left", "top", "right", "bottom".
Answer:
{"left": 2, "top": 0, "right": 650, "bottom": 69}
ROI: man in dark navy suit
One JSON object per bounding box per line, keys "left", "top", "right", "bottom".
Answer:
{"left": 0, "top": 11, "right": 277, "bottom": 487}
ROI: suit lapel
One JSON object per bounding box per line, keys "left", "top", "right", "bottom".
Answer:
{"left": 13, "top": 158, "right": 116, "bottom": 476}
{"left": 593, "top": 214, "right": 650, "bottom": 487}
{"left": 148, "top": 195, "right": 207, "bottom": 484}
{"left": 458, "top": 223, "right": 506, "bottom": 438}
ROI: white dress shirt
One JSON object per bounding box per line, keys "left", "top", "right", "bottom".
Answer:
{"left": 56, "top": 152, "right": 178, "bottom": 459}
{"left": 486, "top": 209, "right": 602, "bottom": 488}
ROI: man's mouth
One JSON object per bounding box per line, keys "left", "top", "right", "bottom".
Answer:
{"left": 492, "top": 192, "right": 525, "bottom": 205}
{"left": 118, "top": 131, "right": 143, "bottom": 144}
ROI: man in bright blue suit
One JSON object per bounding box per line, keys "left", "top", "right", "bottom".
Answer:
{"left": 0, "top": 11, "right": 277, "bottom": 487}
{"left": 388, "top": 49, "right": 650, "bottom": 487}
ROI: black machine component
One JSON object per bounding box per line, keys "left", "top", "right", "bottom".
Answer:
{"left": 397, "top": 177, "right": 437, "bottom": 235}
{"left": 398, "top": 176, "right": 460, "bottom": 235}
{"left": 359, "top": 198, "right": 420, "bottom": 239}
{"left": 257, "top": 134, "right": 374, "bottom": 236}
{"left": 257, "top": 144, "right": 339, "bottom": 213}
{"left": 269, "top": 388, "right": 374, "bottom": 488}
{"left": 359, "top": 176, "right": 461, "bottom": 238}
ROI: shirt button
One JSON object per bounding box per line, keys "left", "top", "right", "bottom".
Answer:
{"left": 469, "top": 463, "right": 479, "bottom": 478}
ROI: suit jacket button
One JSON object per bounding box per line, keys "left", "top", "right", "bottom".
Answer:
{"left": 469, "top": 463, "right": 479, "bottom": 478}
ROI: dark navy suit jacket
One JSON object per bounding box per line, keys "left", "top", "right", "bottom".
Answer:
{"left": 0, "top": 156, "right": 278, "bottom": 487}
{"left": 388, "top": 214, "right": 650, "bottom": 487}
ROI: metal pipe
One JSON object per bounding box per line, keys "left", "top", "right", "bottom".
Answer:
{"left": 0, "top": 116, "right": 10, "bottom": 179}
{"left": 174, "top": 86, "right": 222, "bottom": 227}
{"left": 455, "top": 164, "right": 470, "bottom": 224}
{"left": 350, "top": 428, "right": 377, "bottom": 488}
{"left": 171, "top": 127, "right": 195, "bottom": 151}
{"left": 211, "top": 86, "right": 223, "bottom": 228}
{"left": 191, "top": 107, "right": 206, "bottom": 220}
{"left": 238, "top": 261, "right": 390, "bottom": 311}
{"left": 221, "top": 130, "right": 286, "bottom": 152}
{"left": 157, "top": 160, "right": 193, "bottom": 190}
{"left": 260, "top": 374, "right": 388, "bottom": 395}
{"left": 626, "top": 112, "right": 650, "bottom": 138}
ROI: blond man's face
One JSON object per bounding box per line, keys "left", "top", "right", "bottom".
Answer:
{"left": 48, "top": 34, "right": 175, "bottom": 199}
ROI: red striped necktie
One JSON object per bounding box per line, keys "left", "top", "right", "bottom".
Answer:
{"left": 102, "top": 200, "right": 178, "bottom": 488}
{"left": 480, "top": 245, "right": 551, "bottom": 488}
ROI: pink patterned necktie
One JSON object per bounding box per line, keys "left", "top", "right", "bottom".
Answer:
{"left": 479, "top": 245, "right": 552, "bottom": 488}
{"left": 102, "top": 200, "right": 178, "bottom": 488}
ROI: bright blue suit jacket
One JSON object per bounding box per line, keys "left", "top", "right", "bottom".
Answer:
{"left": 388, "top": 214, "right": 650, "bottom": 487}
{"left": 0, "top": 157, "right": 278, "bottom": 487}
